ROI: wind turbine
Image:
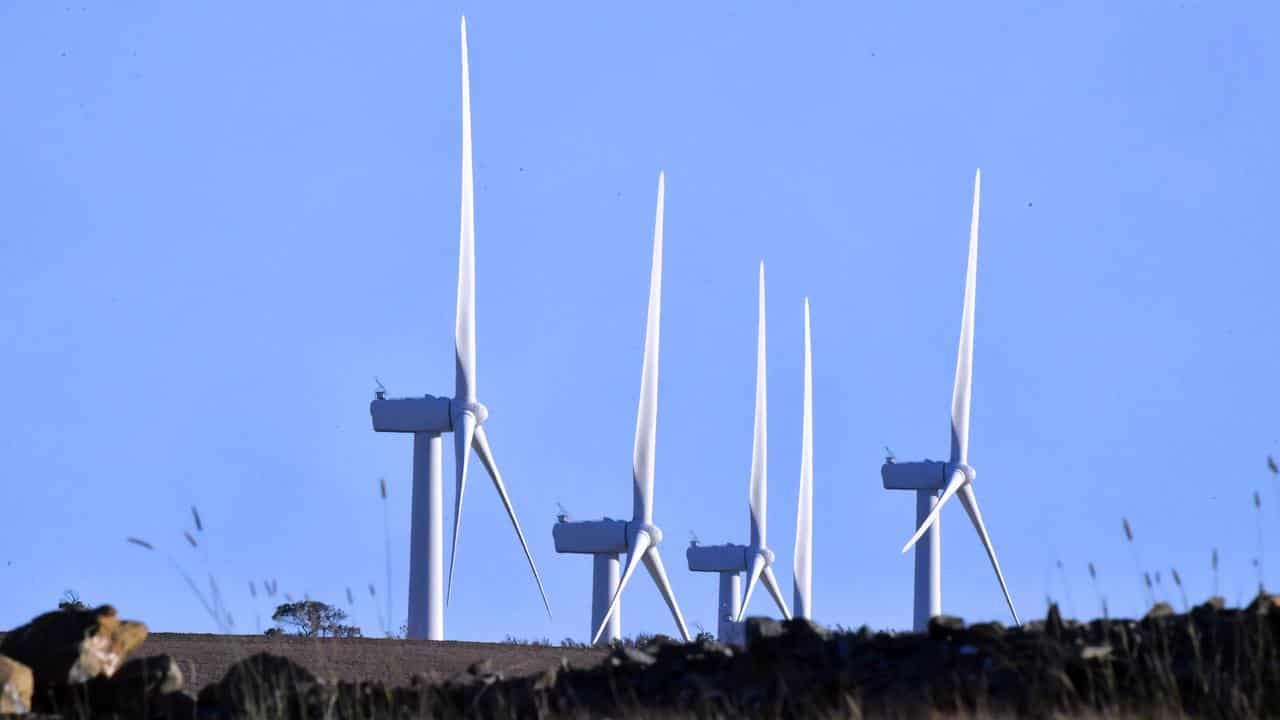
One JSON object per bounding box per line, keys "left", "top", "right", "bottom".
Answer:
{"left": 881, "top": 169, "right": 1019, "bottom": 632}
{"left": 552, "top": 173, "right": 692, "bottom": 647}
{"left": 687, "top": 265, "right": 792, "bottom": 643}
{"left": 369, "top": 17, "right": 550, "bottom": 641}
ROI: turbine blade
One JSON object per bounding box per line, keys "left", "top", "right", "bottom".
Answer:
{"left": 472, "top": 425, "right": 552, "bottom": 619}
{"left": 901, "top": 467, "right": 966, "bottom": 554}
{"left": 761, "top": 566, "right": 792, "bottom": 620}
{"left": 592, "top": 530, "right": 651, "bottom": 645}
{"left": 642, "top": 546, "right": 692, "bottom": 642}
{"left": 736, "top": 552, "right": 767, "bottom": 622}
{"left": 950, "top": 169, "right": 980, "bottom": 464}
{"left": 632, "top": 173, "right": 664, "bottom": 525}
{"left": 793, "top": 297, "right": 813, "bottom": 619}
{"left": 455, "top": 16, "right": 477, "bottom": 404}
{"left": 749, "top": 262, "right": 768, "bottom": 548}
{"left": 446, "top": 411, "right": 476, "bottom": 604}
{"left": 957, "top": 484, "right": 1021, "bottom": 626}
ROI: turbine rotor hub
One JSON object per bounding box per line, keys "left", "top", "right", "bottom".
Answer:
{"left": 756, "top": 547, "right": 775, "bottom": 565}
{"left": 453, "top": 400, "right": 489, "bottom": 425}
{"left": 956, "top": 463, "right": 976, "bottom": 483}
{"left": 633, "top": 523, "right": 663, "bottom": 546}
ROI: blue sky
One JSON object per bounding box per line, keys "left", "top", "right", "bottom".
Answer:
{"left": 2, "top": 2, "right": 1279, "bottom": 641}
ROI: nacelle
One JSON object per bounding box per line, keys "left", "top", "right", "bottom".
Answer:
{"left": 687, "top": 543, "right": 748, "bottom": 573}
{"left": 881, "top": 460, "right": 948, "bottom": 491}
{"left": 370, "top": 395, "right": 453, "bottom": 434}
{"left": 553, "top": 519, "right": 629, "bottom": 555}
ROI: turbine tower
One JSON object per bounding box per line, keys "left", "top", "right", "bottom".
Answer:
{"left": 552, "top": 173, "right": 692, "bottom": 647}
{"left": 687, "top": 265, "right": 792, "bottom": 643}
{"left": 370, "top": 17, "right": 550, "bottom": 641}
{"left": 881, "top": 169, "right": 1019, "bottom": 632}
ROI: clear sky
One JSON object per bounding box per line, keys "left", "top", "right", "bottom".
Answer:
{"left": 2, "top": 2, "right": 1278, "bottom": 642}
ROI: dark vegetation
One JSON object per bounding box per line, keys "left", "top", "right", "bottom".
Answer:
{"left": 269, "top": 601, "right": 362, "bottom": 639}
{"left": 57, "top": 591, "right": 88, "bottom": 613}
{"left": 3, "top": 593, "right": 1280, "bottom": 718}
{"left": 219, "top": 597, "right": 1280, "bottom": 718}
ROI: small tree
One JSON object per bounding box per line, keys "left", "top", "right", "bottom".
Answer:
{"left": 270, "top": 600, "right": 361, "bottom": 638}
{"left": 58, "top": 590, "right": 88, "bottom": 611}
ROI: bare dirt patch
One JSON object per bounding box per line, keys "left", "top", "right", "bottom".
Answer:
{"left": 1, "top": 630, "right": 606, "bottom": 689}
{"left": 142, "top": 634, "right": 607, "bottom": 688}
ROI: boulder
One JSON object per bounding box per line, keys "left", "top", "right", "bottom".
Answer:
{"left": 1076, "top": 644, "right": 1113, "bottom": 662}
{"left": 1143, "top": 602, "right": 1175, "bottom": 621}
{"left": 86, "top": 654, "right": 185, "bottom": 717}
{"left": 0, "top": 655, "right": 33, "bottom": 715}
{"left": 0, "top": 605, "right": 148, "bottom": 689}
{"left": 1190, "top": 596, "right": 1226, "bottom": 622}
{"left": 965, "top": 622, "right": 1006, "bottom": 644}
{"left": 927, "top": 615, "right": 966, "bottom": 641}
{"left": 531, "top": 665, "right": 559, "bottom": 691}
{"left": 1245, "top": 591, "right": 1277, "bottom": 615}
{"left": 777, "top": 618, "right": 831, "bottom": 661}
{"left": 196, "top": 652, "right": 319, "bottom": 719}
{"left": 608, "top": 647, "right": 655, "bottom": 668}
{"left": 744, "top": 617, "right": 785, "bottom": 646}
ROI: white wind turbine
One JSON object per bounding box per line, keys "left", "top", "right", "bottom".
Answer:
{"left": 881, "top": 169, "right": 1019, "bottom": 632}
{"left": 552, "top": 173, "right": 692, "bottom": 647}
{"left": 687, "top": 265, "right": 793, "bottom": 643}
{"left": 370, "top": 17, "right": 550, "bottom": 641}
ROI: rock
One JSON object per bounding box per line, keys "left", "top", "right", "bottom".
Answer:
{"left": 609, "top": 647, "right": 655, "bottom": 667}
{"left": 692, "top": 635, "right": 734, "bottom": 659}
{"left": 744, "top": 617, "right": 785, "bottom": 646}
{"left": 778, "top": 618, "right": 831, "bottom": 660}
{"left": 197, "top": 652, "right": 318, "bottom": 718}
{"left": 640, "top": 635, "right": 680, "bottom": 657}
{"left": 1143, "top": 602, "right": 1175, "bottom": 621}
{"left": 86, "top": 654, "right": 184, "bottom": 716}
{"left": 0, "top": 655, "right": 33, "bottom": 715}
{"left": 158, "top": 690, "right": 197, "bottom": 720}
{"left": 1245, "top": 592, "right": 1276, "bottom": 614}
{"left": 532, "top": 665, "right": 558, "bottom": 691}
{"left": 965, "top": 622, "right": 1005, "bottom": 644}
{"left": 783, "top": 618, "right": 831, "bottom": 640}
{"left": 0, "top": 605, "right": 148, "bottom": 690}
{"left": 1077, "top": 644, "right": 1113, "bottom": 661}
{"left": 927, "top": 615, "right": 965, "bottom": 641}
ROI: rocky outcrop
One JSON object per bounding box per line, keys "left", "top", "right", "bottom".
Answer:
{"left": 0, "top": 655, "right": 33, "bottom": 715}
{"left": 85, "top": 654, "right": 193, "bottom": 718}
{"left": 0, "top": 605, "right": 147, "bottom": 689}
{"left": 0, "top": 605, "right": 195, "bottom": 717}
{"left": 2, "top": 595, "right": 1278, "bottom": 718}
{"left": 285, "top": 593, "right": 1277, "bottom": 719}
{"left": 196, "top": 651, "right": 319, "bottom": 719}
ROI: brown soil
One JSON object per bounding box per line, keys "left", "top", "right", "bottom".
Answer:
{"left": 92, "top": 633, "right": 607, "bottom": 689}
